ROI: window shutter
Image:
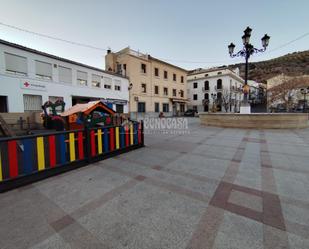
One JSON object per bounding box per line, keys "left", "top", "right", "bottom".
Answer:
{"left": 77, "top": 70, "right": 87, "bottom": 80}
{"left": 35, "top": 60, "right": 52, "bottom": 77}
{"left": 5, "top": 53, "right": 27, "bottom": 74}
{"left": 59, "top": 66, "right": 72, "bottom": 83}
{"left": 92, "top": 74, "right": 101, "bottom": 83}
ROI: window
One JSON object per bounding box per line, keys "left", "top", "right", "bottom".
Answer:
{"left": 205, "top": 74, "right": 209, "bottom": 77}
{"left": 193, "top": 82, "right": 198, "bottom": 88}
{"left": 77, "top": 70, "right": 88, "bottom": 86}
{"left": 154, "top": 67, "right": 159, "bottom": 77}
{"left": 155, "top": 102, "right": 160, "bottom": 112}
{"left": 114, "top": 79, "right": 121, "bottom": 91}
{"left": 92, "top": 74, "right": 101, "bottom": 88}
{"left": 180, "top": 90, "right": 184, "bottom": 98}
{"left": 192, "top": 105, "right": 197, "bottom": 111}
{"left": 137, "top": 102, "right": 146, "bottom": 112}
{"left": 217, "top": 92, "right": 222, "bottom": 100}
{"left": 204, "top": 81, "right": 209, "bottom": 90}
{"left": 180, "top": 104, "right": 185, "bottom": 113}
{"left": 59, "top": 66, "right": 72, "bottom": 84}
{"left": 173, "top": 89, "right": 177, "bottom": 97}
{"left": 181, "top": 76, "right": 184, "bottom": 83}
{"left": 23, "top": 94, "right": 42, "bottom": 112}
{"left": 154, "top": 85, "right": 159, "bottom": 95}
{"left": 104, "top": 77, "right": 112, "bottom": 89}
{"left": 116, "top": 63, "right": 122, "bottom": 74}
{"left": 116, "top": 104, "right": 124, "bottom": 113}
{"left": 49, "top": 96, "right": 64, "bottom": 112}
{"left": 141, "top": 63, "right": 146, "bottom": 74}
{"left": 217, "top": 72, "right": 222, "bottom": 75}
{"left": 35, "top": 60, "right": 52, "bottom": 79}
{"left": 141, "top": 83, "right": 147, "bottom": 93}
{"left": 204, "top": 93, "right": 209, "bottom": 100}
{"left": 217, "top": 79, "right": 222, "bottom": 90}
{"left": 163, "top": 87, "right": 168, "bottom": 96}
{"left": 5, "top": 53, "right": 27, "bottom": 75}
{"left": 163, "top": 103, "right": 169, "bottom": 112}
{"left": 193, "top": 94, "right": 198, "bottom": 100}
{"left": 173, "top": 73, "right": 176, "bottom": 81}
{"left": 164, "top": 70, "right": 168, "bottom": 79}
{"left": 123, "top": 64, "right": 127, "bottom": 76}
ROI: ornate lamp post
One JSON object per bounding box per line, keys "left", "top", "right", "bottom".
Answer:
{"left": 228, "top": 27, "right": 270, "bottom": 113}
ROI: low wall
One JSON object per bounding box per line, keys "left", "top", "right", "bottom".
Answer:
{"left": 199, "top": 113, "right": 309, "bottom": 129}
{"left": 0, "top": 112, "right": 43, "bottom": 135}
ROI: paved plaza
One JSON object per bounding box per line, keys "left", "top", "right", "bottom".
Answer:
{"left": 1, "top": 118, "right": 309, "bottom": 249}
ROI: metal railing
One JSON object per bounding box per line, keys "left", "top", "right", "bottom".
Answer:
{"left": 0, "top": 121, "right": 144, "bottom": 192}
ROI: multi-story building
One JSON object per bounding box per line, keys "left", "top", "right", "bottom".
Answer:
{"left": 105, "top": 47, "right": 188, "bottom": 118}
{"left": 0, "top": 39, "right": 129, "bottom": 113}
{"left": 187, "top": 67, "right": 244, "bottom": 112}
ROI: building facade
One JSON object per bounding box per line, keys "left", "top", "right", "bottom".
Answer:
{"left": 187, "top": 67, "right": 244, "bottom": 113}
{"left": 105, "top": 47, "right": 188, "bottom": 118}
{"left": 267, "top": 74, "right": 309, "bottom": 112}
{"left": 0, "top": 39, "right": 129, "bottom": 113}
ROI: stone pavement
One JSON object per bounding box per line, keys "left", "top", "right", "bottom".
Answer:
{"left": 1, "top": 118, "right": 309, "bottom": 249}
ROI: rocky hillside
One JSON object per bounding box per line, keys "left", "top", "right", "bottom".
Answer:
{"left": 228, "top": 50, "right": 309, "bottom": 83}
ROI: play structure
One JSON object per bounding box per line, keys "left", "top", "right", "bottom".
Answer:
{"left": 41, "top": 99, "right": 66, "bottom": 131}
{"left": 42, "top": 100, "right": 122, "bottom": 131}
{"left": 60, "top": 100, "right": 121, "bottom": 130}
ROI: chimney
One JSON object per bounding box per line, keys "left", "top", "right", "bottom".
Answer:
{"left": 107, "top": 49, "right": 111, "bottom": 54}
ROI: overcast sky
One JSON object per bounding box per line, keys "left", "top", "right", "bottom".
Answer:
{"left": 0, "top": 0, "right": 308, "bottom": 70}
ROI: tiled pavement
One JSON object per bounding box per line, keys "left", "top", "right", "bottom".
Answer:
{"left": 1, "top": 118, "right": 309, "bottom": 249}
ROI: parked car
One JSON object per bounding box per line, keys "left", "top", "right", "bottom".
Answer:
{"left": 275, "top": 104, "right": 287, "bottom": 113}
{"left": 184, "top": 109, "right": 198, "bottom": 117}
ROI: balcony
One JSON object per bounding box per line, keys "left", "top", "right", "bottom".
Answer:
{"left": 215, "top": 86, "right": 222, "bottom": 91}
{"left": 202, "top": 87, "right": 210, "bottom": 92}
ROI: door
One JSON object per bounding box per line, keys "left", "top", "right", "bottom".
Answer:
{"left": 0, "top": 96, "right": 8, "bottom": 112}
{"left": 204, "top": 104, "right": 209, "bottom": 112}
{"left": 173, "top": 103, "right": 177, "bottom": 116}
{"left": 180, "top": 104, "right": 185, "bottom": 114}
{"left": 23, "top": 94, "right": 42, "bottom": 112}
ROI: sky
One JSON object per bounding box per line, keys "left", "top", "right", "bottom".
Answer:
{"left": 0, "top": 0, "right": 308, "bottom": 70}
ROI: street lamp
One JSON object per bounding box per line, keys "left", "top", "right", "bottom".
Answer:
{"left": 300, "top": 87, "right": 309, "bottom": 112}
{"left": 228, "top": 27, "right": 270, "bottom": 113}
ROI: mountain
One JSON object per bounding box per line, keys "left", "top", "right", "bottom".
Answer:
{"left": 228, "top": 50, "right": 309, "bottom": 83}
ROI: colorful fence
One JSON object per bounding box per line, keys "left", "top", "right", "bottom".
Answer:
{"left": 0, "top": 121, "right": 144, "bottom": 191}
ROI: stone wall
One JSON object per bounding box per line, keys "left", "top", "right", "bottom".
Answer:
{"left": 199, "top": 113, "right": 309, "bottom": 129}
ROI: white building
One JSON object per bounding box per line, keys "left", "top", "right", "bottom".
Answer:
{"left": 187, "top": 67, "right": 244, "bottom": 112}
{"left": 0, "top": 39, "right": 129, "bottom": 113}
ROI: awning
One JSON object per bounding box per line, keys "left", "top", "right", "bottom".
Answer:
{"left": 105, "top": 98, "right": 128, "bottom": 105}
{"left": 170, "top": 98, "right": 189, "bottom": 103}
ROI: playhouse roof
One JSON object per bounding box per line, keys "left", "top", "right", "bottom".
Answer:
{"left": 60, "top": 101, "right": 115, "bottom": 117}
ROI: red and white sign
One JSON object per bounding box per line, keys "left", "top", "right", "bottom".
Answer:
{"left": 20, "top": 80, "right": 46, "bottom": 91}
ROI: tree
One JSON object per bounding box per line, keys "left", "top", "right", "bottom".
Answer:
{"left": 221, "top": 89, "right": 231, "bottom": 112}
{"left": 268, "top": 76, "right": 309, "bottom": 112}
